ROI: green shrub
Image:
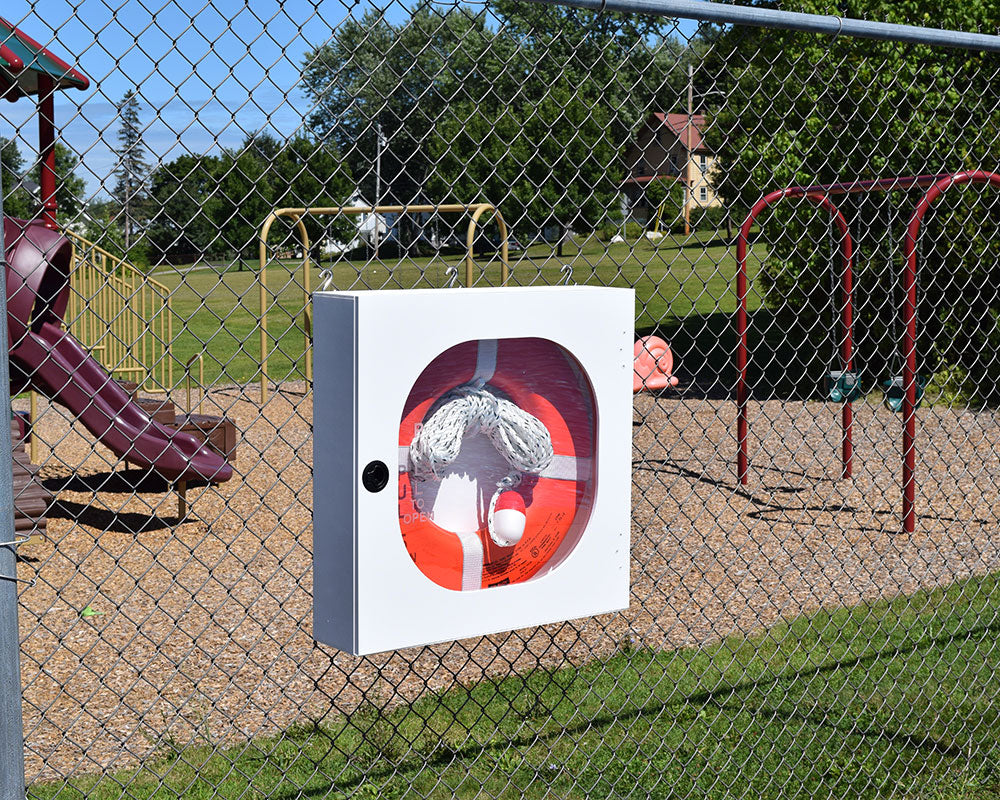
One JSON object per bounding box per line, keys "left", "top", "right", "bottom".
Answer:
{"left": 692, "top": 205, "right": 729, "bottom": 232}
{"left": 595, "top": 223, "right": 621, "bottom": 241}
{"left": 624, "top": 221, "right": 646, "bottom": 240}
{"left": 645, "top": 178, "right": 685, "bottom": 233}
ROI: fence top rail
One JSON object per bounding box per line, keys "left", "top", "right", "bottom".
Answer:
{"left": 525, "top": 0, "right": 1000, "bottom": 52}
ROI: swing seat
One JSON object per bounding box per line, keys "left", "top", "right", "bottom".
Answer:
{"left": 826, "top": 371, "right": 862, "bottom": 402}
{"left": 883, "top": 375, "right": 926, "bottom": 412}
{"left": 633, "top": 335, "right": 680, "bottom": 392}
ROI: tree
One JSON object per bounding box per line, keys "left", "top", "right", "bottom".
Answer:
{"left": 146, "top": 129, "right": 354, "bottom": 264}
{"left": 112, "top": 90, "right": 150, "bottom": 254}
{"left": 37, "top": 143, "right": 86, "bottom": 220}
{"left": 426, "top": 82, "right": 619, "bottom": 237}
{"left": 147, "top": 133, "right": 355, "bottom": 261}
{"left": 0, "top": 137, "right": 33, "bottom": 219}
{"left": 146, "top": 153, "right": 226, "bottom": 263}
{"left": 2, "top": 138, "right": 85, "bottom": 222}
{"left": 303, "top": 2, "right": 687, "bottom": 239}
{"left": 81, "top": 198, "right": 127, "bottom": 259}
{"left": 645, "top": 177, "right": 686, "bottom": 233}
{"left": 301, "top": 6, "right": 511, "bottom": 219}
{"left": 711, "top": 0, "right": 1000, "bottom": 401}
{"left": 490, "top": 0, "right": 685, "bottom": 132}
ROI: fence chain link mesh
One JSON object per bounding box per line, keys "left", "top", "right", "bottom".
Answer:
{"left": 2, "top": 0, "right": 1000, "bottom": 796}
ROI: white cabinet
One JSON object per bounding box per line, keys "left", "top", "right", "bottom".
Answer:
{"left": 313, "top": 286, "right": 633, "bottom": 655}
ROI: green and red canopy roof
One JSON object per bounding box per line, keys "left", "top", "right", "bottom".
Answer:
{"left": 0, "top": 16, "right": 89, "bottom": 99}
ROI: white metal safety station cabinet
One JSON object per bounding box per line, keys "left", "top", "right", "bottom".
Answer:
{"left": 312, "top": 285, "right": 634, "bottom": 655}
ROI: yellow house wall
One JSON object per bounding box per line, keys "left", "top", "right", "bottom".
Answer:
{"left": 685, "top": 155, "right": 722, "bottom": 211}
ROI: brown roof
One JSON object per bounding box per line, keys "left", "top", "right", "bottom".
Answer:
{"left": 650, "top": 112, "right": 708, "bottom": 152}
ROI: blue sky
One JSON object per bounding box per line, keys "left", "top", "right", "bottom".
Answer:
{"left": 1, "top": 0, "right": 382, "bottom": 198}
{"left": 2, "top": 0, "right": 696, "bottom": 201}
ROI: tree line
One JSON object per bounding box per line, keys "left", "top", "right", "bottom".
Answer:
{"left": 6, "top": 3, "right": 706, "bottom": 264}
{"left": 153, "top": 1, "right": 703, "bottom": 261}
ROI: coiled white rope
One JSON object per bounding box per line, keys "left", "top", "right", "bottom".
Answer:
{"left": 409, "top": 382, "right": 554, "bottom": 545}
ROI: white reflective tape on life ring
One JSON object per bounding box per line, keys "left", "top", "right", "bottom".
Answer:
{"left": 399, "top": 447, "right": 589, "bottom": 482}
{"left": 454, "top": 529, "right": 484, "bottom": 591}
{"left": 472, "top": 339, "right": 498, "bottom": 384}
{"left": 538, "top": 454, "right": 591, "bottom": 482}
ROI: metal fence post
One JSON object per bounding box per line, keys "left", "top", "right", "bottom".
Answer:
{"left": 0, "top": 166, "right": 26, "bottom": 800}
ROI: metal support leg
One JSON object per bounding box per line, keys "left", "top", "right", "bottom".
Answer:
{"left": 0, "top": 168, "right": 27, "bottom": 800}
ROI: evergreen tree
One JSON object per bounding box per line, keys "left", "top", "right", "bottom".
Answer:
{"left": 112, "top": 90, "right": 150, "bottom": 252}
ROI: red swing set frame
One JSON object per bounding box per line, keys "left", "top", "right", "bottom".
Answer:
{"left": 736, "top": 170, "right": 1000, "bottom": 534}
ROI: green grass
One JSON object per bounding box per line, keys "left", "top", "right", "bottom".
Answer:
{"left": 31, "top": 573, "right": 1000, "bottom": 799}
{"left": 150, "top": 231, "right": 760, "bottom": 388}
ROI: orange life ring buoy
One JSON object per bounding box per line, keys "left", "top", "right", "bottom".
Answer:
{"left": 398, "top": 337, "right": 597, "bottom": 591}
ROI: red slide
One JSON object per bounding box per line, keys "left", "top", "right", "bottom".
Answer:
{"left": 4, "top": 217, "right": 232, "bottom": 484}
{"left": 14, "top": 322, "right": 231, "bottom": 482}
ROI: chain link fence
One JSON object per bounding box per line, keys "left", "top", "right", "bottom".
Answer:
{"left": 3, "top": 0, "right": 1000, "bottom": 796}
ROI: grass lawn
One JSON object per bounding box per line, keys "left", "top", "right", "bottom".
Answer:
{"left": 31, "top": 572, "right": 1000, "bottom": 799}
{"left": 150, "top": 231, "right": 763, "bottom": 388}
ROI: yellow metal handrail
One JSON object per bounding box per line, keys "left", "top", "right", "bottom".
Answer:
{"left": 64, "top": 231, "right": 173, "bottom": 391}
{"left": 257, "top": 203, "right": 509, "bottom": 400}
{"left": 185, "top": 353, "right": 204, "bottom": 415}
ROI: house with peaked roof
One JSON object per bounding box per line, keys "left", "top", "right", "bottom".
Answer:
{"left": 621, "top": 112, "right": 722, "bottom": 226}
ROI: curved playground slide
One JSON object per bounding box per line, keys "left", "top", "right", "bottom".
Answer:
{"left": 4, "top": 216, "right": 231, "bottom": 484}
{"left": 13, "top": 322, "right": 233, "bottom": 482}
{"left": 12, "top": 321, "right": 232, "bottom": 484}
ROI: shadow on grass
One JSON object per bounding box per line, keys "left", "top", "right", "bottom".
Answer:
{"left": 638, "top": 307, "right": 830, "bottom": 402}
{"left": 651, "top": 232, "right": 735, "bottom": 252}
{"left": 280, "top": 614, "right": 999, "bottom": 799}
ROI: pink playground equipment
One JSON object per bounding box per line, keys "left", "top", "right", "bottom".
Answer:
{"left": 1, "top": 19, "right": 231, "bottom": 484}
{"left": 736, "top": 170, "right": 1000, "bottom": 534}
{"left": 633, "top": 335, "right": 680, "bottom": 392}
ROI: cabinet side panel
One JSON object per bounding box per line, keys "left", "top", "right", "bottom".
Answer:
{"left": 312, "top": 294, "right": 358, "bottom": 653}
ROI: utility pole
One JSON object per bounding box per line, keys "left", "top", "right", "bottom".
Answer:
{"left": 0, "top": 156, "right": 27, "bottom": 800}
{"left": 373, "top": 121, "right": 384, "bottom": 260}
{"left": 684, "top": 63, "right": 693, "bottom": 237}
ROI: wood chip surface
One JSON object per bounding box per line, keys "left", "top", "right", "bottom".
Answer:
{"left": 12, "top": 385, "right": 1000, "bottom": 780}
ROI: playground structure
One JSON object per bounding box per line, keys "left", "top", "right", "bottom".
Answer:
{"left": 1, "top": 19, "right": 232, "bottom": 489}
{"left": 4, "top": 16, "right": 175, "bottom": 452}
{"left": 4, "top": 218, "right": 231, "bottom": 483}
{"left": 633, "top": 335, "right": 680, "bottom": 392}
{"left": 64, "top": 230, "right": 173, "bottom": 390}
{"left": 257, "top": 203, "right": 510, "bottom": 400}
{"left": 736, "top": 170, "right": 1000, "bottom": 534}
